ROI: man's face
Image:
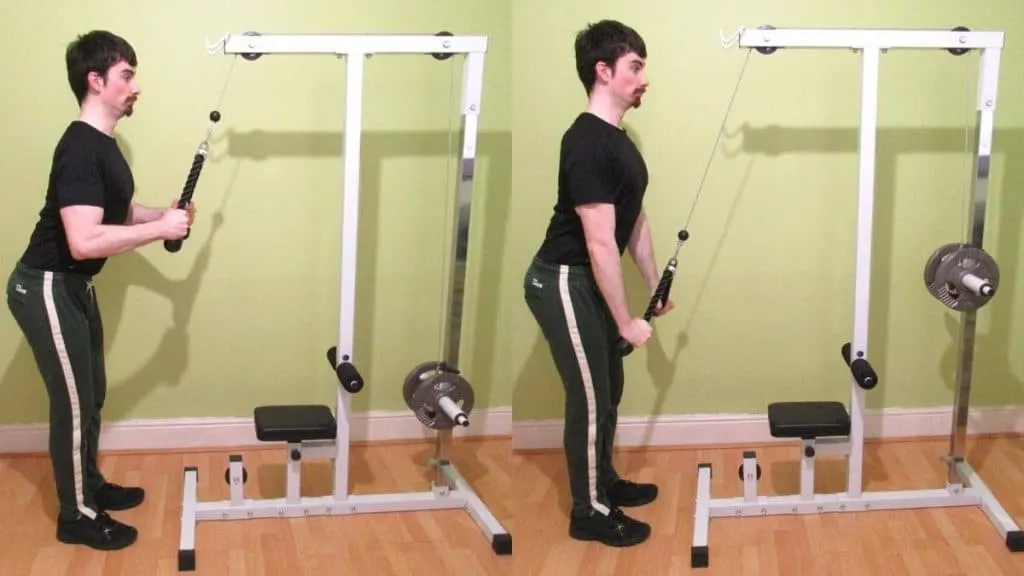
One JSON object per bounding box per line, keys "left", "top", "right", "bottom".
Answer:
{"left": 88, "top": 60, "right": 140, "bottom": 118}
{"left": 597, "top": 52, "right": 648, "bottom": 109}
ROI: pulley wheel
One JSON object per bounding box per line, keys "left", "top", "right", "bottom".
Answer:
{"left": 432, "top": 31, "right": 455, "bottom": 61}
{"left": 923, "top": 242, "right": 1000, "bottom": 311}
{"left": 947, "top": 26, "right": 971, "bottom": 56}
{"left": 241, "top": 31, "right": 263, "bottom": 61}
{"left": 755, "top": 25, "right": 778, "bottom": 56}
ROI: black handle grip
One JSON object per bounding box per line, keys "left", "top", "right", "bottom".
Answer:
{"left": 163, "top": 230, "right": 191, "bottom": 253}
{"left": 618, "top": 265, "right": 676, "bottom": 357}
{"left": 841, "top": 342, "right": 878, "bottom": 390}
{"left": 164, "top": 151, "right": 208, "bottom": 253}
{"left": 327, "top": 346, "right": 364, "bottom": 394}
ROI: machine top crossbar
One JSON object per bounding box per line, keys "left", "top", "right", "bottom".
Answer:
{"left": 209, "top": 32, "right": 488, "bottom": 56}
{"left": 729, "top": 26, "right": 1005, "bottom": 51}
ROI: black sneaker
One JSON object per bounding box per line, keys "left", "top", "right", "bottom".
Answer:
{"left": 606, "top": 479, "right": 658, "bottom": 507}
{"left": 569, "top": 508, "right": 651, "bottom": 547}
{"left": 56, "top": 512, "right": 138, "bottom": 551}
{"left": 94, "top": 483, "right": 145, "bottom": 511}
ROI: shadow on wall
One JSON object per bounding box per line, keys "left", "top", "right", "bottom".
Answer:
{"left": 223, "top": 128, "right": 513, "bottom": 413}
{"left": 0, "top": 136, "right": 240, "bottom": 423}
{"left": 513, "top": 124, "right": 1024, "bottom": 432}
{"left": 0, "top": 128, "right": 512, "bottom": 422}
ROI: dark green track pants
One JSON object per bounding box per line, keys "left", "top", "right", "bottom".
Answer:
{"left": 523, "top": 257, "right": 623, "bottom": 518}
{"left": 6, "top": 262, "right": 107, "bottom": 521}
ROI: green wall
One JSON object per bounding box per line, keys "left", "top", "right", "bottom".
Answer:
{"left": 2, "top": 1, "right": 1023, "bottom": 428}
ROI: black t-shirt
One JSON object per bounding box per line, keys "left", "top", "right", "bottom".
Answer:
{"left": 20, "top": 121, "right": 135, "bottom": 277}
{"left": 535, "top": 112, "right": 648, "bottom": 266}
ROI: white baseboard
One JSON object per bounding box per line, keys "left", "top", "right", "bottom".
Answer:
{"left": 6, "top": 404, "right": 1020, "bottom": 455}
{"left": 0, "top": 406, "right": 512, "bottom": 455}
{"left": 511, "top": 405, "right": 1024, "bottom": 451}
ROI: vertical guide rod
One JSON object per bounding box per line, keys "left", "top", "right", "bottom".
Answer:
{"left": 949, "top": 45, "right": 1001, "bottom": 483}
{"left": 435, "top": 49, "right": 487, "bottom": 484}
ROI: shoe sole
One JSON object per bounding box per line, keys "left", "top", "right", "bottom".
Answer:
{"left": 568, "top": 526, "right": 651, "bottom": 547}
{"left": 98, "top": 500, "right": 144, "bottom": 512}
{"left": 57, "top": 530, "right": 138, "bottom": 551}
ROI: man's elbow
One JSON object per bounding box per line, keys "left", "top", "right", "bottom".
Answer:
{"left": 68, "top": 245, "right": 89, "bottom": 261}
{"left": 66, "top": 236, "right": 93, "bottom": 261}
{"left": 585, "top": 235, "right": 618, "bottom": 262}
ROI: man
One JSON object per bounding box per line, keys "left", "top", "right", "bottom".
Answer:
{"left": 523, "top": 20, "right": 674, "bottom": 548}
{"left": 5, "top": 30, "right": 194, "bottom": 551}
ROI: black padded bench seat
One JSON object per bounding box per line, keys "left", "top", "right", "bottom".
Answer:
{"left": 254, "top": 404, "right": 337, "bottom": 443}
{"left": 768, "top": 401, "right": 851, "bottom": 439}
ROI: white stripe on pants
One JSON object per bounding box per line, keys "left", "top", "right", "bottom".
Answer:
{"left": 558, "top": 265, "right": 610, "bottom": 516}
{"left": 42, "top": 271, "right": 96, "bottom": 520}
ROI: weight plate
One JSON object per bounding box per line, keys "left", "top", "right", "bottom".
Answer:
{"left": 923, "top": 242, "right": 963, "bottom": 285}
{"left": 923, "top": 242, "right": 999, "bottom": 311}
{"left": 409, "top": 371, "right": 475, "bottom": 430}
{"left": 402, "top": 361, "right": 447, "bottom": 411}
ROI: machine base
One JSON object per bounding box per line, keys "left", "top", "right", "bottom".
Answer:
{"left": 690, "top": 457, "right": 1021, "bottom": 568}
{"left": 177, "top": 459, "right": 510, "bottom": 571}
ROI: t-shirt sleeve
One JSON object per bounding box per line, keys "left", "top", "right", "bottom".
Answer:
{"left": 563, "top": 142, "right": 616, "bottom": 206}
{"left": 52, "top": 144, "right": 106, "bottom": 209}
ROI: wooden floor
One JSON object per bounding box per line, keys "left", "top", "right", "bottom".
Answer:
{"left": 3, "top": 435, "right": 1024, "bottom": 575}
{"left": 515, "top": 435, "right": 1024, "bottom": 575}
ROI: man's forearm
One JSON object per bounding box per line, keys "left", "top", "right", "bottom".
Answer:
{"left": 628, "top": 214, "right": 659, "bottom": 292}
{"left": 589, "top": 243, "right": 632, "bottom": 329}
{"left": 71, "top": 222, "right": 166, "bottom": 261}
{"left": 128, "top": 202, "right": 165, "bottom": 225}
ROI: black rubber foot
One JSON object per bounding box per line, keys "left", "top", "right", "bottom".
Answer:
{"left": 691, "top": 545, "right": 709, "bottom": 568}
{"left": 492, "top": 533, "right": 512, "bottom": 555}
{"left": 1006, "top": 530, "right": 1024, "bottom": 552}
{"left": 178, "top": 549, "right": 196, "bottom": 571}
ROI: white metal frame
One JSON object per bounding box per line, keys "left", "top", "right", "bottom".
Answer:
{"left": 177, "top": 32, "right": 509, "bottom": 572}
{"left": 691, "top": 25, "right": 1022, "bottom": 569}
